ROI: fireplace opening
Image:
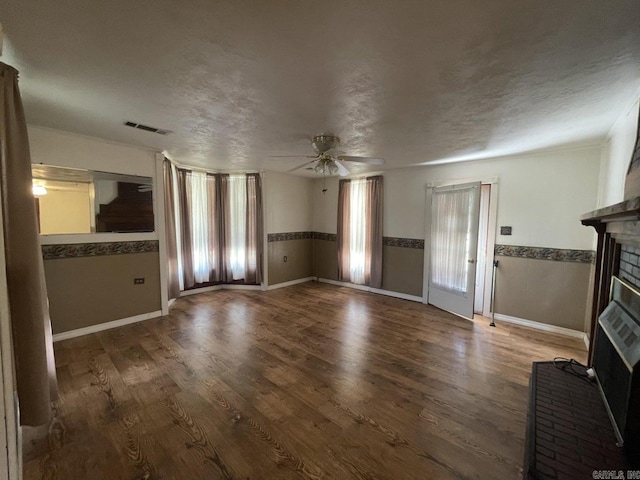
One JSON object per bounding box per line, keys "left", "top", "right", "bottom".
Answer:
{"left": 593, "top": 276, "right": 640, "bottom": 465}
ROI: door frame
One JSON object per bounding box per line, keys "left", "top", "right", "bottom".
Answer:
{"left": 423, "top": 177, "right": 499, "bottom": 318}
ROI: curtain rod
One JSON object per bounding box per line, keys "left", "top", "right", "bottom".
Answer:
{"left": 164, "top": 156, "right": 261, "bottom": 176}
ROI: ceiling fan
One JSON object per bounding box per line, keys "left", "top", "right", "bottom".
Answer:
{"left": 269, "top": 134, "right": 384, "bottom": 176}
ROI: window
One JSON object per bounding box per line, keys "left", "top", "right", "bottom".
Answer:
{"left": 189, "top": 171, "right": 211, "bottom": 284}
{"left": 349, "top": 179, "right": 367, "bottom": 284}
{"left": 167, "top": 166, "right": 263, "bottom": 290}
{"left": 228, "top": 174, "right": 247, "bottom": 280}
{"left": 337, "top": 176, "right": 383, "bottom": 288}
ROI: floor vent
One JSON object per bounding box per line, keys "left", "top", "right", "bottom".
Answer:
{"left": 124, "top": 121, "right": 171, "bottom": 135}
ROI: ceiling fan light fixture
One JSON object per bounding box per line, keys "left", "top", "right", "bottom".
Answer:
{"left": 33, "top": 185, "right": 47, "bottom": 196}
{"left": 275, "top": 133, "right": 384, "bottom": 177}
{"left": 32, "top": 183, "right": 47, "bottom": 196}
{"left": 311, "top": 135, "right": 340, "bottom": 154}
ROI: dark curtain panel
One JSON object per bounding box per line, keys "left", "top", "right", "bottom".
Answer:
{"left": 176, "top": 168, "right": 195, "bottom": 289}
{"left": 163, "top": 160, "right": 180, "bottom": 300}
{"left": 365, "top": 175, "right": 383, "bottom": 288}
{"left": 245, "top": 173, "right": 263, "bottom": 284}
{"left": 337, "top": 179, "right": 351, "bottom": 282}
{"left": 0, "top": 62, "right": 57, "bottom": 426}
{"left": 206, "top": 174, "right": 221, "bottom": 282}
{"left": 254, "top": 173, "right": 264, "bottom": 284}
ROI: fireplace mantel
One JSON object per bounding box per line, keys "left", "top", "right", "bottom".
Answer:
{"left": 583, "top": 196, "right": 640, "bottom": 238}
{"left": 582, "top": 195, "right": 640, "bottom": 363}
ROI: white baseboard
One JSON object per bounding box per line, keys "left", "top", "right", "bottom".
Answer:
{"left": 221, "top": 284, "right": 262, "bottom": 291}
{"left": 168, "top": 298, "right": 177, "bottom": 308}
{"left": 53, "top": 310, "right": 163, "bottom": 342}
{"left": 316, "top": 278, "right": 423, "bottom": 303}
{"left": 267, "top": 277, "right": 314, "bottom": 290}
{"left": 180, "top": 285, "right": 222, "bottom": 296}
{"left": 583, "top": 333, "right": 590, "bottom": 349}
{"left": 180, "top": 284, "right": 262, "bottom": 297}
{"left": 492, "top": 313, "right": 585, "bottom": 339}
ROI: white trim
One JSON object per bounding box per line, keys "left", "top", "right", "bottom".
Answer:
{"left": 482, "top": 183, "right": 499, "bottom": 318}
{"left": 583, "top": 333, "right": 590, "bottom": 350}
{"left": 422, "top": 186, "right": 432, "bottom": 305}
{"left": 221, "top": 284, "right": 263, "bottom": 291}
{"left": 155, "top": 154, "right": 169, "bottom": 316}
{"left": 317, "top": 278, "right": 423, "bottom": 302}
{"left": 370, "top": 287, "right": 423, "bottom": 303}
{"left": 52, "top": 310, "right": 162, "bottom": 342}
{"left": 493, "top": 313, "right": 585, "bottom": 339}
{"left": 164, "top": 157, "right": 261, "bottom": 176}
{"left": 168, "top": 298, "right": 177, "bottom": 308}
{"left": 39, "top": 232, "right": 158, "bottom": 245}
{"left": 422, "top": 178, "right": 499, "bottom": 318}
{"left": 179, "top": 283, "right": 263, "bottom": 297}
{"left": 261, "top": 171, "right": 269, "bottom": 291}
{"left": 426, "top": 176, "right": 499, "bottom": 188}
{"left": 267, "top": 277, "right": 314, "bottom": 290}
{"left": 180, "top": 285, "right": 222, "bottom": 296}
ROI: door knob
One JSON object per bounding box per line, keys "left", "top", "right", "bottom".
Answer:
{"left": 468, "top": 259, "right": 475, "bottom": 264}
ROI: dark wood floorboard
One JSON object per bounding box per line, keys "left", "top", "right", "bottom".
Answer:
{"left": 24, "top": 282, "right": 587, "bottom": 479}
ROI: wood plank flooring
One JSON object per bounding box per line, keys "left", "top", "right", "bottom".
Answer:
{"left": 24, "top": 282, "right": 587, "bottom": 479}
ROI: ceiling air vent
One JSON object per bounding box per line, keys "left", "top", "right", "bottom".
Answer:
{"left": 124, "top": 121, "right": 171, "bottom": 136}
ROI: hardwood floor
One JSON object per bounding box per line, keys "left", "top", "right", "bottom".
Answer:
{"left": 24, "top": 281, "right": 586, "bottom": 479}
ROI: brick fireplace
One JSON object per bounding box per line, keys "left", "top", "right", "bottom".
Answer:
{"left": 522, "top": 108, "right": 640, "bottom": 479}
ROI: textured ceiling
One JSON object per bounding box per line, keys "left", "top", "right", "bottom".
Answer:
{"left": 2, "top": 1, "right": 639, "bottom": 175}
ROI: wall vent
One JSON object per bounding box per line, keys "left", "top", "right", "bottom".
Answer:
{"left": 124, "top": 121, "right": 171, "bottom": 136}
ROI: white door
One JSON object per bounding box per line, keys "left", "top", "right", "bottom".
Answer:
{"left": 428, "top": 182, "right": 481, "bottom": 319}
{"left": 473, "top": 184, "right": 491, "bottom": 313}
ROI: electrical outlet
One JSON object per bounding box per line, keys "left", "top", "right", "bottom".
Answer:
{"left": 283, "top": 256, "right": 287, "bottom": 262}
{"left": 134, "top": 277, "right": 145, "bottom": 285}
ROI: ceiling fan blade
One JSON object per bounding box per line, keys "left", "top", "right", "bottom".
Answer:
{"left": 324, "top": 148, "right": 345, "bottom": 156}
{"left": 334, "top": 160, "right": 350, "bottom": 177}
{"left": 287, "top": 159, "right": 318, "bottom": 173}
{"left": 337, "top": 155, "right": 384, "bottom": 165}
{"left": 268, "top": 155, "right": 317, "bottom": 158}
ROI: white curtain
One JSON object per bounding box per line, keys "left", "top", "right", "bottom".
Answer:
{"left": 228, "top": 174, "right": 247, "bottom": 280}
{"left": 190, "top": 171, "right": 211, "bottom": 284}
{"left": 430, "top": 187, "right": 474, "bottom": 293}
{"left": 349, "top": 179, "right": 367, "bottom": 284}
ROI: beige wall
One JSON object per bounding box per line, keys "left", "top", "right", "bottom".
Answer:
{"left": 312, "top": 145, "right": 601, "bottom": 250}
{"left": 597, "top": 96, "right": 640, "bottom": 208}
{"left": 494, "top": 256, "right": 591, "bottom": 331}
{"left": 311, "top": 242, "right": 424, "bottom": 297}
{"left": 263, "top": 172, "right": 313, "bottom": 234}
{"left": 382, "top": 246, "right": 424, "bottom": 297}
{"left": 28, "top": 126, "right": 156, "bottom": 178}
{"left": 312, "top": 239, "right": 338, "bottom": 281}
{"left": 44, "top": 252, "right": 161, "bottom": 334}
{"left": 39, "top": 184, "right": 91, "bottom": 234}
{"left": 268, "top": 239, "right": 312, "bottom": 285}
{"left": 310, "top": 145, "right": 603, "bottom": 330}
